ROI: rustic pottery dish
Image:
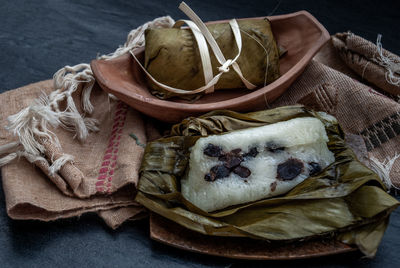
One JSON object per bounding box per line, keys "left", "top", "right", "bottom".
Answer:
{"left": 150, "top": 214, "right": 357, "bottom": 260}
{"left": 91, "top": 11, "right": 330, "bottom": 123}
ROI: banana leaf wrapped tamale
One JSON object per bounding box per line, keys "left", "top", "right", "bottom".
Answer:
{"left": 183, "top": 117, "right": 336, "bottom": 212}
{"left": 135, "top": 105, "right": 399, "bottom": 257}
{"left": 144, "top": 18, "right": 280, "bottom": 99}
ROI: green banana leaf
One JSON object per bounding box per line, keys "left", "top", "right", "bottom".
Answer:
{"left": 135, "top": 105, "right": 399, "bottom": 257}
{"left": 144, "top": 18, "right": 280, "bottom": 99}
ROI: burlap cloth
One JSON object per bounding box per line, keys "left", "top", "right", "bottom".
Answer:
{"left": 0, "top": 32, "right": 399, "bottom": 228}
{"left": 0, "top": 82, "right": 148, "bottom": 229}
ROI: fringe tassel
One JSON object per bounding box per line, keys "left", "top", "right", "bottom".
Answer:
{"left": 6, "top": 95, "right": 61, "bottom": 155}
{"left": 49, "top": 154, "right": 74, "bottom": 176}
{"left": 0, "top": 150, "right": 48, "bottom": 167}
{"left": 1, "top": 16, "right": 175, "bottom": 169}
{"left": 0, "top": 141, "right": 20, "bottom": 154}
{"left": 99, "top": 16, "right": 175, "bottom": 60}
{"left": 369, "top": 153, "right": 400, "bottom": 192}
{"left": 375, "top": 34, "right": 400, "bottom": 87}
{"left": 0, "top": 141, "right": 20, "bottom": 166}
{"left": 0, "top": 153, "right": 18, "bottom": 166}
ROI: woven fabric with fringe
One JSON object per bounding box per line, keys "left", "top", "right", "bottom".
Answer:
{"left": 0, "top": 16, "right": 174, "bottom": 228}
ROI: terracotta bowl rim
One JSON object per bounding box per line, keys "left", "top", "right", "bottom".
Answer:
{"left": 91, "top": 10, "right": 330, "bottom": 113}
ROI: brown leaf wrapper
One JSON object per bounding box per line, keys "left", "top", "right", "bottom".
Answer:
{"left": 135, "top": 105, "right": 399, "bottom": 257}
{"left": 145, "top": 18, "right": 280, "bottom": 99}
{"left": 0, "top": 81, "right": 146, "bottom": 227}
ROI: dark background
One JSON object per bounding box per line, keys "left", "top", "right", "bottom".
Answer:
{"left": 1, "top": 0, "right": 400, "bottom": 267}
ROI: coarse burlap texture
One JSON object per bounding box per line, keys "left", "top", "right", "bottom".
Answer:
{"left": 332, "top": 32, "right": 400, "bottom": 96}
{"left": 0, "top": 82, "right": 146, "bottom": 229}
{"left": 0, "top": 32, "right": 399, "bottom": 228}
{"left": 297, "top": 34, "right": 400, "bottom": 189}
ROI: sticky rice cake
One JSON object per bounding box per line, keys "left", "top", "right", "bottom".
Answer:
{"left": 181, "top": 117, "right": 335, "bottom": 212}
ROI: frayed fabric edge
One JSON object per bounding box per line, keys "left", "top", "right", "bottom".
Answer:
{"left": 374, "top": 34, "right": 400, "bottom": 87}
{"left": 369, "top": 153, "right": 400, "bottom": 192}
{"left": 0, "top": 16, "right": 175, "bottom": 175}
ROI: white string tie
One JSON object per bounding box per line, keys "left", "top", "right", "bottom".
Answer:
{"left": 218, "top": 59, "right": 233, "bottom": 73}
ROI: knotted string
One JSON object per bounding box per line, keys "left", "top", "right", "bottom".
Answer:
{"left": 131, "top": 1, "right": 258, "bottom": 96}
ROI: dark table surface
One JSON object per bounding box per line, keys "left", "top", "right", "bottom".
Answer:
{"left": 1, "top": 0, "right": 400, "bottom": 267}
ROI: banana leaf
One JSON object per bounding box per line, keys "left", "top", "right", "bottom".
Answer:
{"left": 135, "top": 105, "right": 399, "bottom": 257}
{"left": 144, "top": 18, "right": 280, "bottom": 99}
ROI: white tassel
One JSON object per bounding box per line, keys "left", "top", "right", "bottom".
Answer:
{"left": 21, "top": 151, "right": 48, "bottom": 164}
{"left": 0, "top": 141, "right": 20, "bottom": 154}
{"left": 375, "top": 34, "right": 400, "bottom": 87}
{"left": 6, "top": 95, "right": 61, "bottom": 155}
{"left": 49, "top": 154, "right": 74, "bottom": 175}
{"left": 0, "top": 150, "right": 48, "bottom": 167}
{"left": 99, "top": 16, "right": 175, "bottom": 60}
{"left": 0, "top": 153, "right": 18, "bottom": 166}
{"left": 369, "top": 153, "right": 400, "bottom": 192}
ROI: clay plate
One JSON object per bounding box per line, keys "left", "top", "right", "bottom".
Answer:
{"left": 150, "top": 214, "right": 358, "bottom": 260}
{"left": 91, "top": 11, "right": 330, "bottom": 123}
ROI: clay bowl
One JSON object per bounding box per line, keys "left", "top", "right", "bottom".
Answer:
{"left": 91, "top": 11, "right": 330, "bottom": 123}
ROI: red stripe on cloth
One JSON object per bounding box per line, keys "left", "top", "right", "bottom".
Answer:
{"left": 96, "top": 101, "right": 128, "bottom": 194}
